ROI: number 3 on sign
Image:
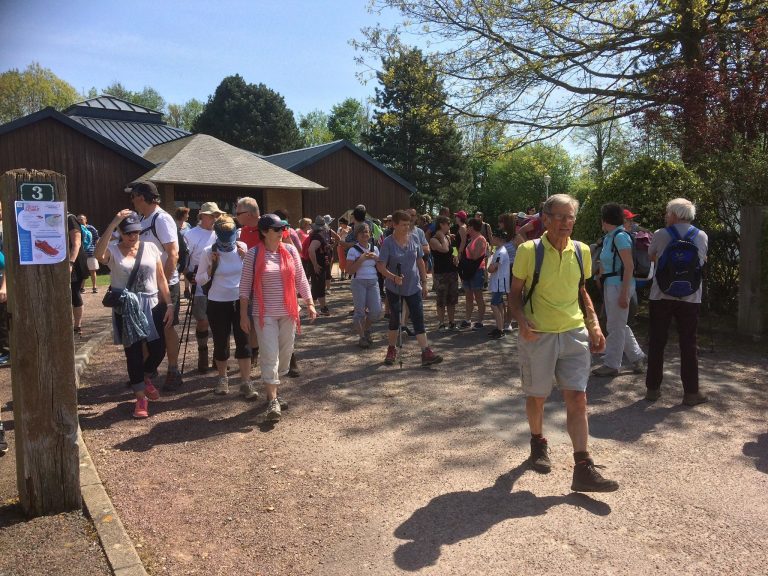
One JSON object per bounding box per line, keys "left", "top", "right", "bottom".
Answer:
{"left": 18, "top": 183, "right": 55, "bottom": 201}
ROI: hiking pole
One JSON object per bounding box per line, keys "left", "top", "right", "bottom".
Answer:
{"left": 702, "top": 268, "right": 715, "bottom": 354}
{"left": 179, "top": 291, "right": 195, "bottom": 374}
{"left": 396, "top": 263, "right": 404, "bottom": 369}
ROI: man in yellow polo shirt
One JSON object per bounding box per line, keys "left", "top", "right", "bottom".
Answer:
{"left": 510, "top": 194, "right": 619, "bottom": 493}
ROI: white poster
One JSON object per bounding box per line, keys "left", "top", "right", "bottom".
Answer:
{"left": 15, "top": 201, "right": 67, "bottom": 265}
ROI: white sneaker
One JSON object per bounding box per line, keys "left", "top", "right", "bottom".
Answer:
{"left": 239, "top": 380, "right": 259, "bottom": 400}
{"left": 215, "top": 376, "right": 229, "bottom": 395}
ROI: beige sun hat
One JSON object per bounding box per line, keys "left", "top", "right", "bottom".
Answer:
{"left": 199, "top": 201, "right": 223, "bottom": 215}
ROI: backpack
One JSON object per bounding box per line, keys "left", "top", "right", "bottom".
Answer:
{"left": 79, "top": 224, "right": 92, "bottom": 251}
{"left": 631, "top": 229, "right": 653, "bottom": 278}
{"left": 300, "top": 233, "right": 312, "bottom": 261}
{"left": 523, "top": 239, "right": 585, "bottom": 314}
{"left": 655, "top": 226, "right": 702, "bottom": 298}
{"left": 142, "top": 211, "right": 188, "bottom": 273}
{"left": 457, "top": 236, "right": 485, "bottom": 280}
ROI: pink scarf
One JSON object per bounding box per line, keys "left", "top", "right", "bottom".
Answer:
{"left": 252, "top": 244, "right": 301, "bottom": 334}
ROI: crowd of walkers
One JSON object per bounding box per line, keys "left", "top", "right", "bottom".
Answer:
{"left": 2, "top": 181, "right": 711, "bottom": 493}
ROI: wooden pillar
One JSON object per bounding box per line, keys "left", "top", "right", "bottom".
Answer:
{"left": 161, "top": 183, "right": 175, "bottom": 209}
{"left": 1, "top": 169, "right": 81, "bottom": 516}
{"left": 737, "top": 205, "right": 767, "bottom": 338}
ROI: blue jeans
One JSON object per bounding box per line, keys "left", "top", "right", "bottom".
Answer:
{"left": 386, "top": 289, "right": 425, "bottom": 335}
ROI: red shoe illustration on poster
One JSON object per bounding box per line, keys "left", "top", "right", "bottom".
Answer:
{"left": 34, "top": 239, "right": 60, "bottom": 256}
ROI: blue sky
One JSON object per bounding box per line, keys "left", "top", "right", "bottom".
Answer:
{"left": 0, "top": 0, "right": 400, "bottom": 117}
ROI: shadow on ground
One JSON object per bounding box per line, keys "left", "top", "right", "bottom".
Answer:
{"left": 743, "top": 432, "right": 768, "bottom": 474}
{"left": 392, "top": 460, "right": 611, "bottom": 572}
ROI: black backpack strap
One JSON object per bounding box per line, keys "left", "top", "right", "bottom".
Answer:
{"left": 126, "top": 242, "right": 145, "bottom": 293}
{"left": 522, "top": 239, "right": 544, "bottom": 313}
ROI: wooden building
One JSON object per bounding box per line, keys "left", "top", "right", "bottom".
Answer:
{"left": 266, "top": 140, "right": 415, "bottom": 220}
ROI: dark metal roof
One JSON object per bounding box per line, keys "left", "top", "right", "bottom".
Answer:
{"left": 266, "top": 140, "right": 417, "bottom": 193}
{"left": 69, "top": 115, "right": 190, "bottom": 156}
{"left": 64, "top": 95, "right": 164, "bottom": 123}
{"left": 0, "top": 107, "right": 154, "bottom": 169}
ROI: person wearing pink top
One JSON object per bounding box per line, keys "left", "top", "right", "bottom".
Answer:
{"left": 240, "top": 214, "right": 316, "bottom": 422}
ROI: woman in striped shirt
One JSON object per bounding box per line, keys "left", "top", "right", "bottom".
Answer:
{"left": 239, "top": 214, "right": 316, "bottom": 422}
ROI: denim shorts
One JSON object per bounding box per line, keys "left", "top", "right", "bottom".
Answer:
{"left": 490, "top": 291, "right": 506, "bottom": 306}
{"left": 462, "top": 268, "right": 484, "bottom": 291}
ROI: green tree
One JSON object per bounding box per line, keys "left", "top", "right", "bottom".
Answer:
{"left": 103, "top": 82, "right": 166, "bottom": 112}
{"left": 358, "top": 1, "right": 767, "bottom": 163}
{"left": 193, "top": 75, "right": 301, "bottom": 155}
{"left": 327, "top": 98, "right": 368, "bottom": 146}
{"left": 0, "top": 62, "right": 80, "bottom": 123}
{"left": 166, "top": 99, "right": 203, "bottom": 131}
{"left": 298, "top": 109, "right": 334, "bottom": 147}
{"left": 366, "top": 47, "right": 469, "bottom": 210}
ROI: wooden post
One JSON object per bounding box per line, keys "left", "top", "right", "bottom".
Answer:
{"left": 737, "top": 205, "right": 767, "bottom": 338}
{"left": 1, "top": 168, "right": 81, "bottom": 516}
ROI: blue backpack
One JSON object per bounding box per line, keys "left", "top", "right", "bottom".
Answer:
{"left": 655, "top": 226, "right": 702, "bottom": 297}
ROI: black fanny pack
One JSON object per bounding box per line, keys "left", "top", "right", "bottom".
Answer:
{"left": 102, "top": 242, "right": 144, "bottom": 309}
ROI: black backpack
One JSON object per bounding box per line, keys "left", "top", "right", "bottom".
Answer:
{"left": 142, "top": 212, "right": 188, "bottom": 273}
{"left": 655, "top": 226, "right": 702, "bottom": 298}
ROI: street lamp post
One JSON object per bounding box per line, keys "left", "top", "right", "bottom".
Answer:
{"left": 543, "top": 174, "right": 551, "bottom": 199}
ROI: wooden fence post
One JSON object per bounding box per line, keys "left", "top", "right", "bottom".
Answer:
{"left": 1, "top": 168, "right": 81, "bottom": 516}
{"left": 737, "top": 205, "right": 767, "bottom": 339}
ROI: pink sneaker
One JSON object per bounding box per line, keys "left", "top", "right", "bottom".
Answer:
{"left": 144, "top": 376, "right": 160, "bottom": 401}
{"left": 133, "top": 396, "right": 149, "bottom": 419}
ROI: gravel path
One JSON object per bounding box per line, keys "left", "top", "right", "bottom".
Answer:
{"left": 75, "top": 282, "right": 767, "bottom": 576}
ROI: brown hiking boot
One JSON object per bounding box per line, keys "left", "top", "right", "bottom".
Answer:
{"left": 420, "top": 347, "right": 443, "bottom": 367}
{"left": 529, "top": 437, "right": 552, "bottom": 473}
{"left": 682, "top": 392, "right": 708, "bottom": 406}
{"left": 384, "top": 345, "right": 397, "bottom": 365}
{"left": 571, "top": 458, "right": 619, "bottom": 492}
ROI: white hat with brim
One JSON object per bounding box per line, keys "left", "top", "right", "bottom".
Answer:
{"left": 199, "top": 202, "right": 223, "bottom": 215}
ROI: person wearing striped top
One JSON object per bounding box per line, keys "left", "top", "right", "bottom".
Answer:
{"left": 239, "top": 214, "right": 316, "bottom": 422}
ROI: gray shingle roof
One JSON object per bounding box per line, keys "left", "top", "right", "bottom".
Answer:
{"left": 141, "top": 134, "right": 327, "bottom": 190}
{"left": 266, "top": 140, "right": 416, "bottom": 193}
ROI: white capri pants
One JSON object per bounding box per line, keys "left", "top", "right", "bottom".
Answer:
{"left": 252, "top": 315, "right": 296, "bottom": 386}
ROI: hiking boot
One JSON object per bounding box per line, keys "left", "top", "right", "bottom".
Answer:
{"left": 631, "top": 357, "right": 647, "bottom": 374}
{"left": 682, "top": 392, "right": 708, "bottom": 406}
{"left": 358, "top": 336, "right": 371, "bottom": 349}
{"left": 421, "top": 347, "right": 443, "bottom": 367}
{"left": 287, "top": 354, "right": 300, "bottom": 377}
{"left": 591, "top": 365, "right": 619, "bottom": 377}
{"left": 0, "top": 429, "right": 8, "bottom": 456}
{"left": 529, "top": 437, "right": 552, "bottom": 473}
{"left": 459, "top": 320, "right": 472, "bottom": 329}
{"left": 365, "top": 330, "right": 374, "bottom": 344}
{"left": 571, "top": 458, "right": 620, "bottom": 492}
{"left": 266, "top": 398, "right": 282, "bottom": 422}
{"left": 144, "top": 376, "right": 160, "bottom": 401}
{"left": 488, "top": 328, "right": 504, "bottom": 339}
{"left": 449, "top": 322, "right": 458, "bottom": 331}
{"left": 318, "top": 306, "right": 331, "bottom": 316}
{"left": 198, "top": 347, "right": 210, "bottom": 373}
{"left": 215, "top": 376, "right": 229, "bottom": 395}
{"left": 133, "top": 397, "right": 149, "bottom": 419}
{"left": 472, "top": 322, "right": 484, "bottom": 331}
{"left": 239, "top": 380, "right": 259, "bottom": 400}
{"left": 438, "top": 323, "right": 447, "bottom": 331}
{"left": 384, "top": 345, "right": 397, "bottom": 365}
{"left": 645, "top": 388, "right": 662, "bottom": 402}
{"left": 277, "top": 396, "right": 288, "bottom": 410}
{"left": 163, "top": 369, "right": 183, "bottom": 392}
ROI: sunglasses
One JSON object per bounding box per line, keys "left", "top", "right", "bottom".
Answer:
{"left": 236, "top": 211, "right": 249, "bottom": 216}
{"left": 266, "top": 226, "right": 286, "bottom": 232}
{"left": 123, "top": 230, "right": 140, "bottom": 236}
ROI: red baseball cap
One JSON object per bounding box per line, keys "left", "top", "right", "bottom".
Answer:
{"left": 623, "top": 209, "right": 638, "bottom": 219}
{"left": 454, "top": 210, "right": 468, "bottom": 219}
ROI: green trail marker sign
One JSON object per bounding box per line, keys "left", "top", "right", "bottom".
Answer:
{"left": 18, "top": 182, "right": 56, "bottom": 201}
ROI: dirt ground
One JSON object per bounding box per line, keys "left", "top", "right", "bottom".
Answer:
{"left": 2, "top": 282, "right": 768, "bottom": 576}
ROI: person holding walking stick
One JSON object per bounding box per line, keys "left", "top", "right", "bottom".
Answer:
{"left": 95, "top": 210, "right": 174, "bottom": 419}
{"left": 377, "top": 210, "right": 442, "bottom": 367}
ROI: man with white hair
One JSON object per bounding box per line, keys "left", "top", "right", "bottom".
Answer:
{"left": 645, "top": 198, "right": 709, "bottom": 406}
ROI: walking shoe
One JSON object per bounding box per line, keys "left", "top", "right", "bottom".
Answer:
{"left": 365, "top": 330, "right": 374, "bottom": 344}
{"left": 79, "top": 287, "right": 86, "bottom": 293}
{"left": 34, "top": 239, "right": 59, "bottom": 256}
{"left": 143, "top": 376, "right": 160, "bottom": 401}
{"left": 438, "top": 323, "right": 447, "bottom": 331}
{"left": 471, "top": 322, "right": 484, "bottom": 331}
{"left": 92, "top": 287, "right": 98, "bottom": 293}
{"left": 384, "top": 345, "right": 397, "bottom": 365}
{"left": 591, "top": 365, "right": 619, "bottom": 377}
{"left": 0, "top": 429, "right": 8, "bottom": 456}
{"left": 529, "top": 437, "right": 552, "bottom": 473}
{"left": 318, "top": 306, "right": 331, "bottom": 316}
{"left": 449, "top": 322, "right": 458, "bottom": 331}
{"left": 459, "top": 320, "right": 472, "bottom": 329}
{"left": 215, "top": 376, "right": 229, "bottom": 395}
{"left": 266, "top": 398, "right": 282, "bottom": 422}
{"left": 0, "top": 353, "right": 10, "bottom": 367}
{"left": 644, "top": 388, "right": 662, "bottom": 402}
{"left": 198, "top": 347, "right": 210, "bottom": 373}
{"left": 277, "top": 396, "right": 288, "bottom": 410}
{"left": 488, "top": 328, "right": 504, "bottom": 339}
{"left": 133, "top": 397, "right": 149, "bottom": 419}
{"left": 421, "top": 347, "right": 443, "bottom": 367}
{"left": 682, "top": 392, "right": 708, "bottom": 406}
{"left": 287, "top": 354, "right": 300, "bottom": 377}
{"left": 357, "top": 336, "right": 371, "bottom": 349}
{"left": 163, "top": 369, "right": 183, "bottom": 392}
{"left": 571, "top": 458, "right": 620, "bottom": 492}
{"left": 239, "top": 380, "right": 259, "bottom": 400}
{"left": 631, "top": 357, "right": 647, "bottom": 374}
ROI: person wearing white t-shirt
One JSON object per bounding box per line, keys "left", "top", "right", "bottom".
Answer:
{"left": 126, "top": 181, "right": 183, "bottom": 391}
{"left": 487, "top": 231, "right": 510, "bottom": 339}
{"left": 345, "top": 223, "right": 381, "bottom": 348}
{"left": 183, "top": 202, "right": 222, "bottom": 373}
